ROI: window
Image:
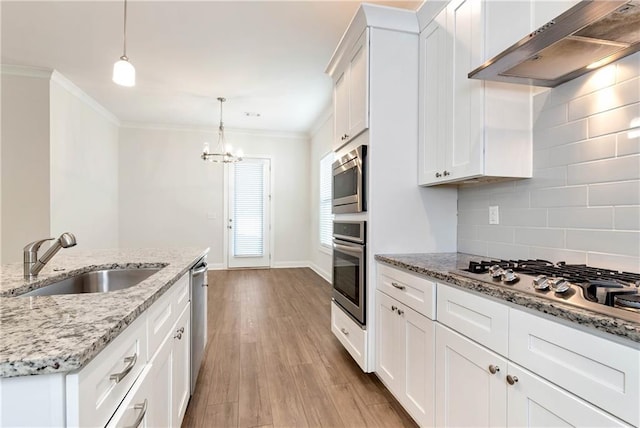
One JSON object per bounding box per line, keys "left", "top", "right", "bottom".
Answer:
{"left": 319, "top": 152, "right": 334, "bottom": 249}
{"left": 233, "top": 160, "right": 266, "bottom": 257}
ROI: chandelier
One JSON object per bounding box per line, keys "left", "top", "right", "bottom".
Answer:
{"left": 201, "top": 97, "right": 243, "bottom": 163}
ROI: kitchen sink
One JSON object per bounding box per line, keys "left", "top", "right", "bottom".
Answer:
{"left": 21, "top": 267, "right": 162, "bottom": 297}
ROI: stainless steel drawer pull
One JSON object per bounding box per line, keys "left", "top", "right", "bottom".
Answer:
{"left": 391, "top": 282, "right": 406, "bottom": 290}
{"left": 340, "top": 327, "right": 349, "bottom": 336}
{"left": 489, "top": 365, "right": 500, "bottom": 374}
{"left": 125, "top": 399, "right": 148, "bottom": 428}
{"left": 397, "top": 309, "right": 404, "bottom": 316}
{"left": 506, "top": 375, "right": 519, "bottom": 385}
{"left": 174, "top": 332, "right": 183, "bottom": 340}
{"left": 110, "top": 353, "right": 137, "bottom": 383}
{"left": 177, "top": 326, "right": 185, "bottom": 334}
{"left": 391, "top": 305, "right": 397, "bottom": 312}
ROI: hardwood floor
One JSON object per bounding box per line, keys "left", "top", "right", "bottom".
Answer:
{"left": 182, "top": 268, "right": 418, "bottom": 428}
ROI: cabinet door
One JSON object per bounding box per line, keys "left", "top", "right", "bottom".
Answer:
{"left": 333, "top": 70, "right": 349, "bottom": 151}
{"left": 506, "top": 363, "right": 627, "bottom": 427}
{"left": 105, "top": 366, "right": 152, "bottom": 428}
{"left": 435, "top": 323, "right": 507, "bottom": 427}
{"left": 402, "top": 304, "right": 435, "bottom": 427}
{"left": 147, "top": 333, "right": 172, "bottom": 428}
{"left": 172, "top": 303, "right": 191, "bottom": 427}
{"left": 447, "top": 0, "right": 484, "bottom": 180}
{"left": 418, "top": 10, "right": 449, "bottom": 185}
{"left": 376, "top": 291, "right": 404, "bottom": 391}
{"left": 347, "top": 29, "right": 368, "bottom": 140}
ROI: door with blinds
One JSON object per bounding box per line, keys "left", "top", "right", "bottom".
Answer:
{"left": 228, "top": 158, "right": 271, "bottom": 268}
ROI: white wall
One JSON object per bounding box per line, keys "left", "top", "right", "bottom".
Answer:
{"left": 118, "top": 126, "right": 310, "bottom": 268}
{"left": 308, "top": 108, "right": 333, "bottom": 282}
{"left": 457, "top": 53, "right": 640, "bottom": 272}
{"left": 1, "top": 70, "right": 51, "bottom": 263}
{"left": 50, "top": 73, "right": 120, "bottom": 251}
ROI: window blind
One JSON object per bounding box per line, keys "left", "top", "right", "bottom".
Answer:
{"left": 234, "top": 161, "right": 264, "bottom": 257}
{"left": 319, "top": 152, "right": 334, "bottom": 248}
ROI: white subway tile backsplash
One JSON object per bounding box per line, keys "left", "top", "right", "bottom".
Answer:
{"left": 614, "top": 207, "right": 640, "bottom": 231}
{"left": 589, "top": 181, "right": 640, "bottom": 206}
{"left": 515, "top": 227, "right": 565, "bottom": 248}
{"left": 529, "top": 247, "right": 587, "bottom": 265}
{"left": 568, "top": 77, "right": 640, "bottom": 121}
{"left": 548, "top": 207, "right": 613, "bottom": 229}
{"left": 486, "top": 243, "right": 530, "bottom": 260}
{"left": 531, "top": 186, "right": 587, "bottom": 208}
{"left": 500, "top": 208, "right": 547, "bottom": 227}
{"left": 587, "top": 253, "right": 640, "bottom": 273}
{"left": 533, "top": 120, "right": 588, "bottom": 149}
{"left": 546, "top": 135, "right": 616, "bottom": 167}
{"left": 567, "top": 155, "right": 640, "bottom": 185}
{"left": 616, "top": 52, "right": 640, "bottom": 83}
{"left": 477, "top": 225, "right": 514, "bottom": 243}
{"left": 588, "top": 103, "right": 640, "bottom": 138}
{"left": 617, "top": 133, "right": 640, "bottom": 156}
{"left": 534, "top": 103, "right": 567, "bottom": 129}
{"left": 458, "top": 54, "right": 639, "bottom": 266}
{"left": 566, "top": 230, "right": 640, "bottom": 257}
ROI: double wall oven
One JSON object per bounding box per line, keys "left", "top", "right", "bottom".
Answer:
{"left": 332, "top": 220, "right": 366, "bottom": 326}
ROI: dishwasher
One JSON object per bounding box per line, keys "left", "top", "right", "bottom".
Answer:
{"left": 190, "top": 257, "right": 208, "bottom": 395}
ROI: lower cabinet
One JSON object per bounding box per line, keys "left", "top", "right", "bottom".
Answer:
{"left": 435, "top": 323, "right": 507, "bottom": 427}
{"left": 376, "top": 291, "right": 435, "bottom": 427}
{"left": 172, "top": 303, "right": 192, "bottom": 427}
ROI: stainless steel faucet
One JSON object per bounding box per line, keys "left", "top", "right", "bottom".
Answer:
{"left": 23, "top": 233, "right": 77, "bottom": 279}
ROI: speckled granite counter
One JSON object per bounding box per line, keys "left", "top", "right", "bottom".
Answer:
{"left": 375, "top": 253, "right": 640, "bottom": 344}
{"left": 0, "top": 248, "right": 208, "bottom": 378}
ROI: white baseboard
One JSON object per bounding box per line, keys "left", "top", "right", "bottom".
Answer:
{"left": 309, "top": 263, "right": 332, "bottom": 284}
{"left": 271, "top": 261, "right": 309, "bottom": 269}
{"left": 206, "top": 262, "right": 226, "bottom": 270}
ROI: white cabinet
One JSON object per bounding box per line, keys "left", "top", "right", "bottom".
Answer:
{"left": 105, "top": 366, "right": 152, "bottom": 428}
{"left": 147, "top": 332, "right": 172, "bottom": 427}
{"left": 435, "top": 323, "right": 508, "bottom": 427}
{"left": 435, "top": 282, "right": 637, "bottom": 427}
{"left": 172, "top": 303, "right": 192, "bottom": 427}
{"left": 331, "top": 302, "right": 367, "bottom": 370}
{"left": 418, "top": 0, "right": 532, "bottom": 186}
{"left": 332, "top": 29, "right": 369, "bottom": 151}
{"left": 376, "top": 264, "right": 436, "bottom": 427}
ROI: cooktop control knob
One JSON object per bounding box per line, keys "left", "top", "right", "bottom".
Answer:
{"left": 549, "top": 277, "right": 571, "bottom": 293}
{"left": 489, "top": 265, "right": 504, "bottom": 279}
{"left": 502, "top": 269, "right": 519, "bottom": 283}
{"left": 533, "top": 275, "right": 549, "bottom": 290}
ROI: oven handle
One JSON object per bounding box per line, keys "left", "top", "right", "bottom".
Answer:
{"left": 333, "top": 242, "right": 364, "bottom": 257}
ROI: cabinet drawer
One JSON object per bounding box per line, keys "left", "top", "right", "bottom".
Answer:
{"left": 377, "top": 263, "right": 436, "bottom": 319}
{"left": 436, "top": 283, "right": 509, "bottom": 356}
{"left": 331, "top": 302, "right": 367, "bottom": 371}
{"left": 105, "top": 365, "right": 152, "bottom": 428}
{"left": 509, "top": 308, "right": 640, "bottom": 427}
{"left": 66, "top": 313, "right": 148, "bottom": 427}
{"left": 147, "top": 273, "right": 189, "bottom": 359}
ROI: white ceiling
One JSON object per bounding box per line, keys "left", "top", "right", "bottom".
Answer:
{"left": 1, "top": 1, "right": 420, "bottom": 134}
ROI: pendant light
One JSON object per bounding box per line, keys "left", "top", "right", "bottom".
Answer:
{"left": 201, "top": 97, "right": 244, "bottom": 163}
{"left": 113, "top": 0, "right": 135, "bottom": 87}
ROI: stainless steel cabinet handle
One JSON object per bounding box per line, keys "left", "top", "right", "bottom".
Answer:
{"left": 443, "top": 170, "right": 450, "bottom": 176}
{"left": 397, "top": 309, "right": 404, "bottom": 316}
{"left": 174, "top": 332, "right": 183, "bottom": 340}
{"left": 489, "top": 365, "right": 500, "bottom": 374}
{"left": 110, "top": 353, "right": 137, "bottom": 383}
{"left": 177, "top": 326, "right": 185, "bottom": 334}
{"left": 435, "top": 172, "right": 442, "bottom": 178}
{"left": 125, "top": 399, "right": 148, "bottom": 428}
{"left": 506, "top": 375, "right": 519, "bottom": 385}
{"left": 391, "top": 282, "right": 406, "bottom": 290}
{"left": 340, "top": 327, "right": 349, "bottom": 336}
{"left": 391, "top": 305, "right": 397, "bottom": 312}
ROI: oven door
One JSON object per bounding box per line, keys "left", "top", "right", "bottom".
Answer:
{"left": 332, "top": 158, "right": 362, "bottom": 213}
{"left": 332, "top": 239, "right": 366, "bottom": 326}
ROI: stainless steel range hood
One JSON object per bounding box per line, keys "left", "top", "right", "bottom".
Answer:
{"left": 469, "top": 0, "right": 640, "bottom": 87}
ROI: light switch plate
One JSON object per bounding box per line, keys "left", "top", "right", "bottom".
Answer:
{"left": 489, "top": 206, "right": 499, "bottom": 225}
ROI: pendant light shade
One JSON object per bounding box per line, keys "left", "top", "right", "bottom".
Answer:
{"left": 113, "top": 56, "right": 135, "bottom": 87}
{"left": 113, "top": 0, "right": 135, "bottom": 87}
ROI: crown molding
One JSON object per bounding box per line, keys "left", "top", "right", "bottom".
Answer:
{"left": 121, "top": 121, "right": 308, "bottom": 140}
{"left": 50, "top": 70, "right": 120, "bottom": 126}
{"left": 1, "top": 64, "right": 53, "bottom": 79}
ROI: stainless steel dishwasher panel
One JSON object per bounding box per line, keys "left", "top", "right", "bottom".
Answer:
{"left": 190, "top": 257, "right": 208, "bottom": 395}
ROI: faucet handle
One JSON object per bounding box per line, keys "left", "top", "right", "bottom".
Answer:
{"left": 23, "top": 238, "right": 54, "bottom": 262}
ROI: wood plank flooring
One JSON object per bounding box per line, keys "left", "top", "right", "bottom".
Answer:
{"left": 182, "top": 268, "right": 418, "bottom": 428}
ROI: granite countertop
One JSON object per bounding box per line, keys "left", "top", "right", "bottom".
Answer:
{"left": 0, "top": 247, "right": 208, "bottom": 378}
{"left": 375, "top": 253, "right": 640, "bottom": 344}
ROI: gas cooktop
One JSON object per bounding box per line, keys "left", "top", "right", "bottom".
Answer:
{"left": 456, "top": 259, "right": 640, "bottom": 324}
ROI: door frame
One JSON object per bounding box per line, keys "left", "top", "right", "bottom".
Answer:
{"left": 222, "top": 155, "right": 274, "bottom": 269}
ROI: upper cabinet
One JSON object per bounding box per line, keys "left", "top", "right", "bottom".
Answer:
{"left": 418, "top": 0, "right": 533, "bottom": 186}
{"left": 333, "top": 30, "right": 369, "bottom": 151}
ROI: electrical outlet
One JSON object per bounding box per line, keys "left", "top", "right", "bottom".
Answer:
{"left": 489, "top": 206, "right": 499, "bottom": 225}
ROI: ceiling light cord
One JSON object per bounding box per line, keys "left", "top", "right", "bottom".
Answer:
{"left": 122, "top": 0, "right": 128, "bottom": 59}
{"left": 112, "top": 0, "right": 135, "bottom": 86}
